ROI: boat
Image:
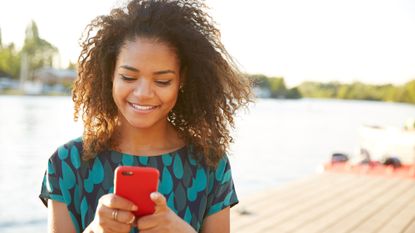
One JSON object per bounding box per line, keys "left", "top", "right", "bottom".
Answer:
{"left": 324, "top": 158, "right": 415, "bottom": 179}
{"left": 324, "top": 119, "right": 415, "bottom": 179}
{"left": 357, "top": 120, "right": 415, "bottom": 164}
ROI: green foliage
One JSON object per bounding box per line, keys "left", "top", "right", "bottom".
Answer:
{"left": 286, "top": 87, "right": 301, "bottom": 99}
{"left": 249, "top": 73, "right": 415, "bottom": 104}
{"left": 22, "top": 21, "right": 58, "bottom": 74}
{"left": 268, "top": 77, "right": 286, "bottom": 98}
{"left": 249, "top": 74, "right": 269, "bottom": 89}
{"left": 297, "top": 80, "right": 415, "bottom": 104}
{"left": 0, "top": 27, "right": 20, "bottom": 78}
{"left": 0, "top": 43, "right": 20, "bottom": 79}
{"left": 66, "top": 61, "right": 77, "bottom": 70}
{"left": 0, "top": 21, "right": 59, "bottom": 80}
{"left": 298, "top": 81, "right": 339, "bottom": 98}
{"left": 397, "top": 80, "right": 415, "bottom": 103}
{"left": 248, "top": 74, "right": 301, "bottom": 99}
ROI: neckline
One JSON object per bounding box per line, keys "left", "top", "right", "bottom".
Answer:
{"left": 111, "top": 144, "right": 187, "bottom": 157}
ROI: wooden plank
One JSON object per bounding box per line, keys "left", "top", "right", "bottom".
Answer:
{"left": 349, "top": 179, "right": 415, "bottom": 233}
{"left": 231, "top": 173, "right": 415, "bottom": 233}
{"left": 231, "top": 173, "right": 349, "bottom": 230}
{"left": 231, "top": 174, "right": 335, "bottom": 229}
{"left": 233, "top": 173, "right": 338, "bottom": 207}
{"left": 232, "top": 174, "right": 377, "bottom": 233}
{"left": 231, "top": 173, "right": 354, "bottom": 232}
{"left": 274, "top": 175, "right": 394, "bottom": 233}
{"left": 403, "top": 219, "right": 415, "bottom": 233}
{"left": 322, "top": 178, "right": 413, "bottom": 233}
{"left": 376, "top": 183, "right": 415, "bottom": 233}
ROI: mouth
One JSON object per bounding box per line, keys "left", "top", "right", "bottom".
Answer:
{"left": 128, "top": 102, "right": 159, "bottom": 112}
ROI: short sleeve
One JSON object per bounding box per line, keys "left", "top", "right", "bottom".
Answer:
{"left": 39, "top": 139, "right": 91, "bottom": 233}
{"left": 39, "top": 150, "right": 65, "bottom": 206}
{"left": 206, "top": 155, "right": 239, "bottom": 216}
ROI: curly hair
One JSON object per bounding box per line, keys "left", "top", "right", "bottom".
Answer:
{"left": 73, "top": 0, "right": 253, "bottom": 167}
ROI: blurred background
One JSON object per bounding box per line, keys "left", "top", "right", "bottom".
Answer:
{"left": 1, "top": 0, "right": 415, "bottom": 232}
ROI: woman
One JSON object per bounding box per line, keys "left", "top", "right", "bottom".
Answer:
{"left": 39, "top": 0, "right": 252, "bottom": 232}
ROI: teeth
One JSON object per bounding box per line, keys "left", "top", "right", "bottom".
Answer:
{"left": 130, "top": 103, "right": 156, "bottom": 110}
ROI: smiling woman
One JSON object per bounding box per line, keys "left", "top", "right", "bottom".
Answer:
{"left": 112, "top": 38, "right": 181, "bottom": 135}
{"left": 38, "top": 0, "right": 252, "bottom": 233}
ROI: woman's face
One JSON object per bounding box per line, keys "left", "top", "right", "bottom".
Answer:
{"left": 112, "top": 37, "right": 180, "bottom": 130}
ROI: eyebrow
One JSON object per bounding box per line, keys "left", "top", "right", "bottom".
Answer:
{"left": 154, "top": 70, "right": 176, "bottom": 75}
{"left": 119, "top": 65, "right": 176, "bottom": 75}
{"left": 120, "top": 65, "right": 139, "bottom": 72}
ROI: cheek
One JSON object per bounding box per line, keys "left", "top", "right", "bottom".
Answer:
{"left": 113, "top": 79, "right": 128, "bottom": 94}
{"left": 160, "top": 88, "right": 179, "bottom": 106}
{"left": 112, "top": 80, "right": 126, "bottom": 104}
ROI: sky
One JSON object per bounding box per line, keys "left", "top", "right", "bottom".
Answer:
{"left": 1, "top": 0, "right": 415, "bottom": 87}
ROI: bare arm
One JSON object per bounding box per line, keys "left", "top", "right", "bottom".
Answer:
{"left": 48, "top": 194, "right": 136, "bottom": 233}
{"left": 200, "top": 207, "right": 230, "bottom": 233}
{"left": 47, "top": 200, "right": 76, "bottom": 233}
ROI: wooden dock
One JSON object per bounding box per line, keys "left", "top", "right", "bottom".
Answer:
{"left": 231, "top": 172, "right": 415, "bottom": 233}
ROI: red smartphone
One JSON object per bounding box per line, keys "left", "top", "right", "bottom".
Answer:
{"left": 114, "top": 166, "right": 160, "bottom": 217}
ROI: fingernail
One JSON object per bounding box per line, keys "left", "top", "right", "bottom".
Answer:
{"left": 129, "top": 216, "right": 136, "bottom": 224}
{"left": 150, "top": 192, "right": 158, "bottom": 199}
{"left": 132, "top": 205, "right": 138, "bottom": 211}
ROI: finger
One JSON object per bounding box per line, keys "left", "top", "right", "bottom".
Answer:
{"left": 150, "top": 192, "right": 168, "bottom": 213}
{"left": 136, "top": 214, "right": 159, "bottom": 230}
{"left": 100, "top": 218, "right": 132, "bottom": 233}
{"left": 99, "top": 194, "right": 138, "bottom": 211}
{"left": 97, "top": 205, "right": 136, "bottom": 224}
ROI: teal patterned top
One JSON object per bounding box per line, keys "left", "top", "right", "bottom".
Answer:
{"left": 39, "top": 137, "right": 238, "bottom": 233}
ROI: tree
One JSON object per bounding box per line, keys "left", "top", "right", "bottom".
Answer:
{"left": 67, "top": 61, "right": 77, "bottom": 70}
{"left": 249, "top": 74, "right": 270, "bottom": 89}
{"left": 286, "top": 87, "right": 301, "bottom": 99}
{"left": 0, "top": 43, "right": 20, "bottom": 79}
{"left": 0, "top": 27, "right": 20, "bottom": 79}
{"left": 336, "top": 84, "right": 349, "bottom": 99}
{"left": 298, "top": 81, "right": 337, "bottom": 98}
{"left": 22, "top": 21, "right": 58, "bottom": 79}
{"left": 0, "top": 27, "right": 2, "bottom": 48}
{"left": 268, "top": 77, "right": 287, "bottom": 98}
{"left": 398, "top": 80, "right": 415, "bottom": 104}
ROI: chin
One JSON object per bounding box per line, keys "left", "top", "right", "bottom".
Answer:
{"left": 127, "top": 121, "right": 157, "bottom": 129}
{"left": 119, "top": 108, "right": 170, "bottom": 130}
{"left": 125, "top": 116, "right": 168, "bottom": 130}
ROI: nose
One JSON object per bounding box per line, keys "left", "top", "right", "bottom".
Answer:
{"left": 133, "top": 78, "right": 154, "bottom": 99}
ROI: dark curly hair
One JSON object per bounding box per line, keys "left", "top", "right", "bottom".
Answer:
{"left": 73, "top": 0, "right": 253, "bottom": 167}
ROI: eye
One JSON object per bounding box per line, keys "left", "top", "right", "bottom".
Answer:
{"left": 155, "top": 80, "right": 172, "bottom": 86}
{"left": 120, "top": 75, "right": 136, "bottom": 81}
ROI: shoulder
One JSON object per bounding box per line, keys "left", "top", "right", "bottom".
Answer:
{"left": 50, "top": 137, "right": 83, "bottom": 158}
{"left": 211, "top": 155, "right": 233, "bottom": 183}
{"left": 184, "top": 145, "right": 232, "bottom": 170}
{"left": 182, "top": 146, "right": 233, "bottom": 184}
{"left": 48, "top": 137, "right": 85, "bottom": 170}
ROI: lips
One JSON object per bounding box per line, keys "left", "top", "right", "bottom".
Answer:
{"left": 128, "top": 102, "right": 159, "bottom": 112}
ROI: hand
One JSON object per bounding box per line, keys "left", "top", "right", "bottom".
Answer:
{"left": 136, "top": 192, "right": 197, "bottom": 233}
{"left": 85, "top": 194, "right": 137, "bottom": 233}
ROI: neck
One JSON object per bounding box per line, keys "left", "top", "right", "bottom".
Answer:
{"left": 114, "top": 119, "right": 183, "bottom": 156}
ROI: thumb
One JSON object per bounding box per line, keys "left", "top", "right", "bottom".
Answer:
{"left": 150, "top": 192, "right": 168, "bottom": 213}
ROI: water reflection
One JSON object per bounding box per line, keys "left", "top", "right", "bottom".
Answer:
{"left": 0, "top": 96, "right": 83, "bottom": 233}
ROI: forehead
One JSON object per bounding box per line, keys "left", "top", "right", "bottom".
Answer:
{"left": 116, "top": 37, "right": 180, "bottom": 67}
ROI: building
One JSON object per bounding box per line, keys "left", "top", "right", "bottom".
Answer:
{"left": 30, "top": 67, "right": 77, "bottom": 94}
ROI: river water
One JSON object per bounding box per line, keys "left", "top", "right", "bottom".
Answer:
{"left": 0, "top": 96, "right": 414, "bottom": 232}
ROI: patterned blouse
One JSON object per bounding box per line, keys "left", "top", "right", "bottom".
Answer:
{"left": 39, "top": 137, "right": 238, "bottom": 233}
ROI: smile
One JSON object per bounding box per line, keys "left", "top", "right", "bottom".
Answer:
{"left": 128, "top": 102, "right": 159, "bottom": 112}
